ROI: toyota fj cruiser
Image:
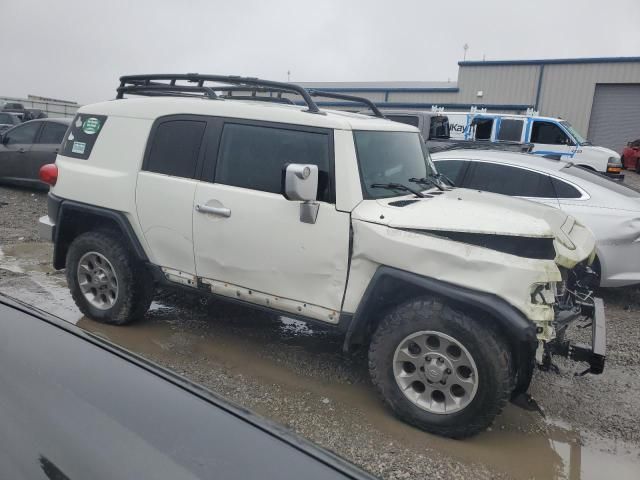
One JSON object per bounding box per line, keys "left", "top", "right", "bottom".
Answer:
{"left": 38, "top": 74, "right": 606, "bottom": 438}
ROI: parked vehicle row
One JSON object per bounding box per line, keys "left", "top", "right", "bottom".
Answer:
{"left": 35, "top": 74, "right": 605, "bottom": 440}
{"left": 1, "top": 101, "right": 48, "bottom": 122}
{"left": 0, "top": 118, "right": 71, "bottom": 188}
{"left": 384, "top": 109, "right": 624, "bottom": 178}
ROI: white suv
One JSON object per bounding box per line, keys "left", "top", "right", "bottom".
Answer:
{"left": 38, "top": 74, "right": 606, "bottom": 438}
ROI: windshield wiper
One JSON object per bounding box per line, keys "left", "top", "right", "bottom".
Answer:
{"left": 371, "top": 183, "right": 426, "bottom": 198}
{"left": 408, "top": 174, "right": 446, "bottom": 191}
{"left": 433, "top": 172, "right": 455, "bottom": 187}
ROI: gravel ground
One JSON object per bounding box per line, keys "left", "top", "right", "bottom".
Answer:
{"left": 0, "top": 185, "right": 44, "bottom": 243}
{"left": 1, "top": 178, "right": 640, "bottom": 479}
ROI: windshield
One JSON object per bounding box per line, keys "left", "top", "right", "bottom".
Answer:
{"left": 354, "top": 130, "right": 437, "bottom": 198}
{"left": 560, "top": 121, "right": 589, "bottom": 145}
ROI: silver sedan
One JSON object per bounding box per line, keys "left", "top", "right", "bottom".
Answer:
{"left": 433, "top": 149, "right": 640, "bottom": 287}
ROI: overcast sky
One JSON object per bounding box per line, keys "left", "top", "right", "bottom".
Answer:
{"left": 2, "top": 0, "right": 639, "bottom": 104}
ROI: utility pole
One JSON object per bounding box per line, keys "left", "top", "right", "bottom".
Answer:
{"left": 463, "top": 43, "right": 469, "bottom": 61}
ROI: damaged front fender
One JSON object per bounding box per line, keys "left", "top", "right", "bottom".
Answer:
{"left": 343, "top": 220, "right": 561, "bottom": 327}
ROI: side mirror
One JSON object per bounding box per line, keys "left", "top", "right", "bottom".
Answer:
{"left": 282, "top": 164, "right": 319, "bottom": 224}
{"left": 283, "top": 164, "right": 318, "bottom": 202}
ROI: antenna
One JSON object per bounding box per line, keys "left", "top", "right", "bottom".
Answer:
{"left": 287, "top": 70, "right": 291, "bottom": 82}
{"left": 463, "top": 43, "right": 469, "bottom": 61}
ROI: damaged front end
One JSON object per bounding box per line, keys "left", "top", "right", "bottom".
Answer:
{"left": 540, "top": 263, "right": 606, "bottom": 375}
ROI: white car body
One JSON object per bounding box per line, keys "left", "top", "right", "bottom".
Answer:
{"left": 45, "top": 97, "right": 597, "bottom": 336}
{"left": 433, "top": 149, "right": 640, "bottom": 287}
{"left": 36, "top": 78, "right": 606, "bottom": 437}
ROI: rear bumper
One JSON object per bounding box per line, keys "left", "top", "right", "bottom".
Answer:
{"left": 549, "top": 297, "right": 606, "bottom": 374}
{"left": 38, "top": 215, "right": 55, "bottom": 242}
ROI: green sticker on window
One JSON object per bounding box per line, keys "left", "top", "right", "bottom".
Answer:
{"left": 82, "top": 117, "right": 101, "bottom": 135}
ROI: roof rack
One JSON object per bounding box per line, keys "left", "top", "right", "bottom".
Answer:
{"left": 428, "top": 140, "right": 534, "bottom": 154}
{"left": 116, "top": 74, "right": 322, "bottom": 113}
{"left": 307, "top": 90, "right": 385, "bottom": 118}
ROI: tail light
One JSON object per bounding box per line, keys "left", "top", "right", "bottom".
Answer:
{"left": 39, "top": 163, "right": 58, "bottom": 186}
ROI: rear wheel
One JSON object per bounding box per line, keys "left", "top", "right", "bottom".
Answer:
{"left": 368, "top": 297, "right": 513, "bottom": 438}
{"left": 66, "top": 230, "right": 154, "bottom": 324}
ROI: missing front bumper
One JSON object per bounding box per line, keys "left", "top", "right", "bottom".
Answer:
{"left": 546, "top": 297, "right": 606, "bottom": 374}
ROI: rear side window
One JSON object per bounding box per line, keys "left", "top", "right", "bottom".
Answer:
{"left": 61, "top": 114, "right": 108, "bottom": 159}
{"left": 38, "top": 122, "right": 68, "bottom": 144}
{"left": 471, "top": 118, "right": 493, "bottom": 140}
{"left": 497, "top": 119, "right": 523, "bottom": 142}
{"left": 429, "top": 116, "right": 450, "bottom": 139}
{"left": 465, "top": 162, "right": 555, "bottom": 197}
{"left": 215, "top": 123, "right": 332, "bottom": 201}
{"left": 551, "top": 178, "right": 581, "bottom": 199}
{"left": 145, "top": 120, "right": 206, "bottom": 178}
{"left": 4, "top": 121, "right": 40, "bottom": 145}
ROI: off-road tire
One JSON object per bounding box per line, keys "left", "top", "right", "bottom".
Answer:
{"left": 368, "top": 297, "right": 513, "bottom": 439}
{"left": 66, "top": 230, "right": 154, "bottom": 325}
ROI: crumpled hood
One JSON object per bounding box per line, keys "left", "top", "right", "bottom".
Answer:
{"left": 352, "top": 188, "right": 595, "bottom": 267}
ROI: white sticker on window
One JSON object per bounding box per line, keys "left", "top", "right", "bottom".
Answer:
{"left": 72, "top": 141, "right": 86, "bottom": 154}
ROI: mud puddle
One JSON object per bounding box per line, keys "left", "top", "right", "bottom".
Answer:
{"left": 0, "top": 242, "right": 56, "bottom": 274}
{"left": 0, "top": 242, "right": 82, "bottom": 322}
{"left": 77, "top": 304, "right": 640, "bottom": 480}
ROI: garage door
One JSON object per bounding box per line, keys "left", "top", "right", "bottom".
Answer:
{"left": 588, "top": 84, "right": 640, "bottom": 152}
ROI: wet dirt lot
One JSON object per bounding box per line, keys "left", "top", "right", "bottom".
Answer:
{"left": 1, "top": 181, "right": 640, "bottom": 480}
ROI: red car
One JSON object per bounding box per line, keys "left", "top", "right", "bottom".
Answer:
{"left": 622, "top": 139, "right": 640, "bottom": 171}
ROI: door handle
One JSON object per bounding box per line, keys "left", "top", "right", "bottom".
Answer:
{"left": 195, "top": 204, "right": 231, "bottom": 217}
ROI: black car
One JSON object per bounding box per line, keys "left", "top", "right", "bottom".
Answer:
{"left": 0, "top": 118, "right": 71, "bottom": 188}
{"left": 0, "top": 111, "right": 22, "bottom": 133}
{"left": 0, "top": 294, "right": 375, "bottom": 480}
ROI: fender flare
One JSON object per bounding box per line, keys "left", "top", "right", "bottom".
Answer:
{"left": 343, "top": 266, "right": 537, "bottom": 393}
{"left": 52, "top": 200, "right": 148, "bottom": 269}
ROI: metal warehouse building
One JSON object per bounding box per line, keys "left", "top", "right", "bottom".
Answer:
{"left": 300, "top": 56, "right": 640, "bottom": 152}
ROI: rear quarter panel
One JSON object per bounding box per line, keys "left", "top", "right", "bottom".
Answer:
{"left": 52, "top": 115, "right": 153, "bottom": 251}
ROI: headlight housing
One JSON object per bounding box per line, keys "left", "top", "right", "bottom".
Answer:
{"left": 530, "top": 282, "right": 557, "bottom": 305}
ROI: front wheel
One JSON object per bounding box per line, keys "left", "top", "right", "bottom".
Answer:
{"left": 66, "top": 230, "right": 154, "bottom": 324}
{"left": 368, "top": 297, "right": 513, "bottom": 438}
